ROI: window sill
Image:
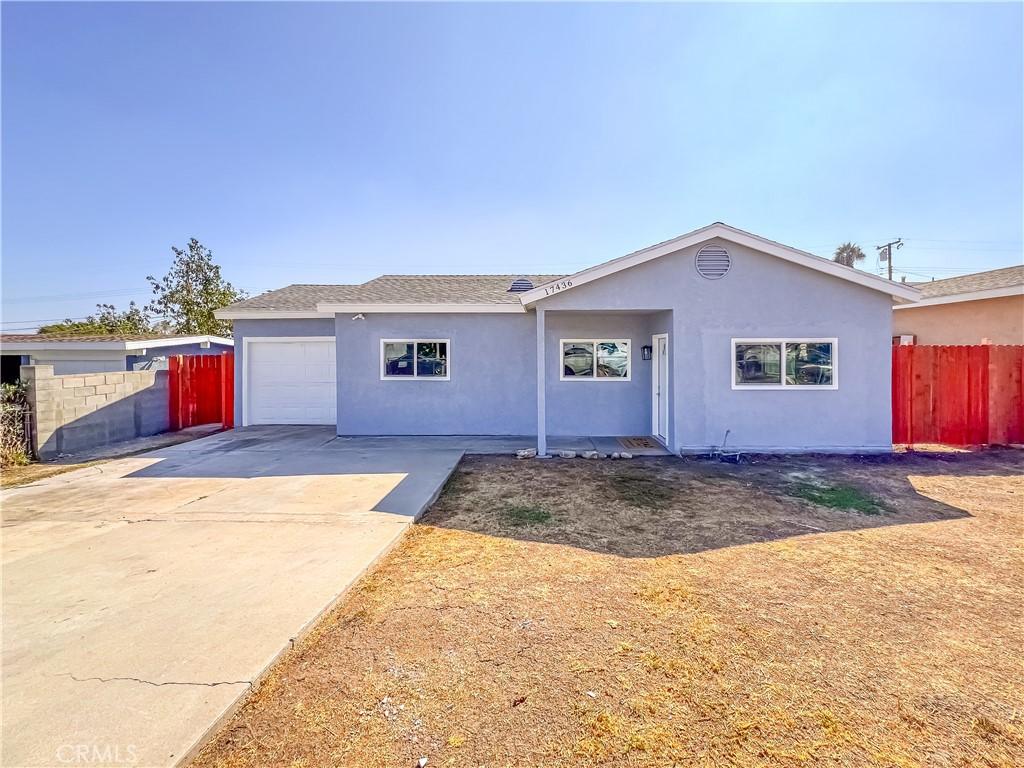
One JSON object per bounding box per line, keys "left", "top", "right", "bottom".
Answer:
{"left": 731, "top": 384, "right": 838, "bottom": 391}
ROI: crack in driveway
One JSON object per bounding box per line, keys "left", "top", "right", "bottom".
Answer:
{"left": 60, "top": 672, "right": 253, "bottom": 689}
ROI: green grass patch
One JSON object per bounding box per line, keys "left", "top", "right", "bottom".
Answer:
{"left": 609, "top": 472, "right": 673, "bottom": 508}
{"left": 503, "top": 503, "right": 552, "bottom": 526}
{"left": 785, "top": 482, "right": 890, "bottom": 515}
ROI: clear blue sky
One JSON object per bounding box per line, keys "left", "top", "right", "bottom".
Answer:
{"left": 2, "top": 2, "right": 1022, "bottom": 330}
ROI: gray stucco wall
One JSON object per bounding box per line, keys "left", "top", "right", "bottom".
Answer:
{"left": 335, "top": 313, "right": 537, "bottom": 435}
{"left": 231, "top": 237, "right": 894, "bottom": 451}
{"left": 537, "top": 238, "right": 894, "bottom": 451}
{"left": 544, "top": 313, "right": 653, "bottom": 436}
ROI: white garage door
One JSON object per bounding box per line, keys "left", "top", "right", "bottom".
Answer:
{"left": 246, "top": 339, "right": 337, "bottom": 425}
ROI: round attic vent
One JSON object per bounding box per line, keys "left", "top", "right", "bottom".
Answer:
{"left": 695, "top": 245, "right": 731, "bottom": 279}
{"left": 507, "top": 277, "right": 534, "bottom": 292}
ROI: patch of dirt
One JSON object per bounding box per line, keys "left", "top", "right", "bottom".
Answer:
{"left": 1, "top": 459, "right": 106, "bottom": 489}
{"left": 192, "top": 449, "right": 1024, "bottom": 768}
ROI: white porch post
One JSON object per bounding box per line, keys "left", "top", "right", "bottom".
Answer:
{"left": 536, "top": 307, "right": 547, "bottom": 456}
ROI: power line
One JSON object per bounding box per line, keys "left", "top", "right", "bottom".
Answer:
{"left": 3, "top": 288, "right": 149, "bottom": 304}
{"left": 897, "top": 246, "right": 1023, "bottom": 253}
{"left": 902, "top": 237, "right": 1023, "bottom": 245}
{"left": 1, "top": 315, "right": 95, "bottom": 325}
{"left": 3, "top": 285, "right": 268, "bottom": 306}
{"left": 2, "top": 318, "right": 171, "bottom": 333}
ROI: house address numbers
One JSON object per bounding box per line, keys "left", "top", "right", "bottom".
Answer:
{"left": 542, "top": 279, "right": 573, "bottom": 296}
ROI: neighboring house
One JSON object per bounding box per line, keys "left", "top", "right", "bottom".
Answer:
{"left": 0, "top": 334, "right": 233, "bottom": 382}
{"left": 892, "top": 265, "right": 1024, "bottom": 345}
{"left": 216, "top": 222, "right": 920, "bottom": 453}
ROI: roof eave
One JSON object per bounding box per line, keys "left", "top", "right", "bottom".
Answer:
{"left": 121, "top": 335, "right": 234, "bottom": 349}
{"left": 1, "top": 335, "right": 235, "bottom": 351}
{"left": 519, "top": 223, "right": 922, "bottom": 306}
{"left": 894, "top": 284, "right": 1023, "bottom": 309}
{"left": 1, "top": 341, "right": 131, "bottom": 351}
{"left": 214, "top": 309, "right": 334, "bottom": 320}
{"left": 315, "top": 303, "right": 527, "bottom": 314}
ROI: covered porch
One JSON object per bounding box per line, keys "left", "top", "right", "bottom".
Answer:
{"left": 533, "top": 308, "right": 675, "bottom": 457}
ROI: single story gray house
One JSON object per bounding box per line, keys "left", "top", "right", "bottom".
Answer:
{"left": 216, "top": 223, "right": 921, "bottom": 453}
{"left": 0, "top": 333, "right": 233, "bottom": 382}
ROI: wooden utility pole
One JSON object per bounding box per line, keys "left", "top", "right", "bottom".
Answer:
{"left": 876, "top": 238, "right": 903, "bottom": 280}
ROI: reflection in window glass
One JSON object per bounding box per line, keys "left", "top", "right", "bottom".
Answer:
{"left": 562, "top": 342, "right": 594, "bottom": 377}
{"left": 597, "top": 341, "right": 629, "bottom": 378}
{"left": 416, "top": 342, "right": 448, "bottom": 377}
{"left": 384, "top": 342, "right": 414, "bottom": 376}
{"left": 735, "top": 343, "right": 782, "bottom": 384}
{"left": 786, "top": 342, "right": 833, "bottom": 386}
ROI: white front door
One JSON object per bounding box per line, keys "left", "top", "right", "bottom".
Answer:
{"left": 245, "top": 338, "right": 337, "bottom": 425}
{"left": 651, "top": 334, "right": 669, "bottom": 443}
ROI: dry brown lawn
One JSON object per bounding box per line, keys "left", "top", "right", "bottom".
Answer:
{"left": 193, "top": 450, "right": 1024, "bottom": 768}
{"left": 0, "top": 457, "right": 108, "bottom": 489}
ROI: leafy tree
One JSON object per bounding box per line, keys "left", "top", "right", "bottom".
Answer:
{"left": 39, "top": 302, "right": 152, "bottom": 336}
{"left": 832, "top": 242, "right": 866, "bottom": 268}
{"left": 146, "top": 238, "right": 246, "bottom": 336}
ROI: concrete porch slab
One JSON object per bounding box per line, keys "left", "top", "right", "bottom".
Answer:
{"left": 327, "top": 434, "right": 599, "bottom": 454}
{"left": 182, "top": 428, "right": 671, "bottom": 457}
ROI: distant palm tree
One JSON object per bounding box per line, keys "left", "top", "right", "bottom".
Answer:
{"left": 833, "top": 242, "right": 866, "bottom": 268}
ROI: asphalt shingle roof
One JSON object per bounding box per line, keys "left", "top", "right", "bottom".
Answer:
{"left": 913, "top": 265, "right": 1023, "bottom": 299}
{"left": 0, "top": 333, "right": 211, "bottom": 344}
{"left": 224, "top": 275, "right": 566, "bottom": 311}
{"left": 222, "top": 284, "right": 364, "bottom": 311}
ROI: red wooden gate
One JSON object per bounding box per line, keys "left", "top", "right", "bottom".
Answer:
{"left": 168, "top": 352, "right": 235, "bottom": 431}
{"left": 892, "top": 345, "right": 1024, "bottom": 446}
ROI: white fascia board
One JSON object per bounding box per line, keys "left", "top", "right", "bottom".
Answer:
{"left": 893, "top": 284, "right": 1024, "bottom": 309}
{"left": 122, "top": 335, "right": 234, "bottom": 349}
{"left": 2, "top": 336, "right": 235, "bottom": 353}
{"left": 214, "top": 309, "right": 333, "bottom": 320}
{"left": 315, "top": 303, "right": 526, "bottom": 314}
{"left": 1, "top": 341, "right": 130, "bottom": 352}
{"left": 519, "top": 223, "right": 923, "bottom": 306}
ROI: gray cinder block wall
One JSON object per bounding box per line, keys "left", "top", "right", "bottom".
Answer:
{"left": 21, "top": 365, "right": 170, "bottom": 460}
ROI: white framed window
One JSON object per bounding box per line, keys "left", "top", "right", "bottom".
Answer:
{"left": 381, "top": 339, "right": 450, "bottom": 380}
{"left": 732, "top": 338, "right": 838, "bottom": 390}
{"left": 560, "top": 339, "right": 631, "bottom": 381}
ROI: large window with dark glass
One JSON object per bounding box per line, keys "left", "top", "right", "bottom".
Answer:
{"left": 381, "top": 340, "right": 449, "bottom": 380}
{"left": 561, "top": 339, "right": 630, "bottom": 380}
{"left": 732, "top": 339, "right": 836, "bottom": 389}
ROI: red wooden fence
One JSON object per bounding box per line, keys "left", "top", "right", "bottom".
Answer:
{"left": 892, "top": 345, "right": 1024, "bottom": 446}
{"left": 168, "top": 352, "right": 234, "bottom": 431}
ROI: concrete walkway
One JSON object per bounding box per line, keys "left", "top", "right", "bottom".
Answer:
{"left": 1, "top": 427, "right": 463, "bottom": 767}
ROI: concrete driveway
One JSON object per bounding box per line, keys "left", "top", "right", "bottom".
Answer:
{"left": 2, "top": 427, "right": 463, "bottom": 768}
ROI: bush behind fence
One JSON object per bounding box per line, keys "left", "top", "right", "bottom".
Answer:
{"left": 1, "top": 382, "right": 32, "bottom": 466}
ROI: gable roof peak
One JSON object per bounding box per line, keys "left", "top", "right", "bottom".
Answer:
{"left": 519, "top": 222, "right": 921, "bottom": 305}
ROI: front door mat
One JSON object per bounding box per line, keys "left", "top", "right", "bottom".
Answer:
{"left": 619, "top": 437, "right": 660, "bottom": 450}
